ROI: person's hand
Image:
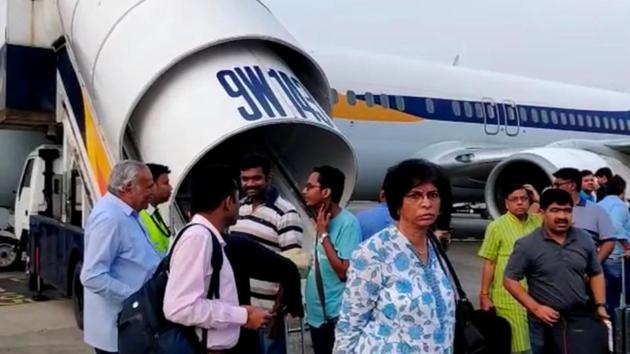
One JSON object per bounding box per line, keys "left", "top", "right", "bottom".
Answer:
{"left": 479, "top": 293, "right": 493, "bottom": 311}
{"left": 243, "top": 306, "right": 272, "bottom": 330}
{"left": 533, "top": 304, "right": 560, "bottom": 325}
{"left": 523, "top": 184, "right": 540, "bottom": 203}
{"left": 597, "top": 305, "right": 610, "bottom": 322}
{"left": 316, "top": 204, "right": 331, "bottom": 235}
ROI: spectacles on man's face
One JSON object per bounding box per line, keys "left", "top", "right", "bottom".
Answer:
{"left": 553, "top": 181, "right": 572, "bottom": 188}
{"left": 507, "top": 196, "right": 530, "bottom": 203}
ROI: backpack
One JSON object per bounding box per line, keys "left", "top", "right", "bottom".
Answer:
{"left": 117, "top": 223, "right": 223, "bottom": 354}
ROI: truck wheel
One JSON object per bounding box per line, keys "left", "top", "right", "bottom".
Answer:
{"left": 0, "top": 236, "right": 19, "bottom": 270}
{"left": 72, "top": 262, "right": 84, "bottom": 330}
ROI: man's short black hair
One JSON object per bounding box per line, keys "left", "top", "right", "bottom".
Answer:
{"left": 190, "top": 165, "right": 238, "bottom": 214}
{"left": 146, "top": 163, "right": 171, "bottom": 181}
{"left": 505, "top": 184, "right": 527, "bottom": 199}
{"left": 581, "top": 169, "right": 593, "bottom": 177}
{"left": 540, "top": 188, "right": 574, "bottom": 209}
{"left": 383, "top": 159, "right": 451, "bottom": 221}
{"left": 606, "top": 175, "right": 627, "bottom": 196}
{"left": 553, "top": 168, "right": 582, "bottom": 192}
{"left": 313, "top": 166, "right": 345, "bottom": 204}
{"left": 239, "top": 153, "right": 271, "bottom": 175}
{"left": 595, "top": 167, "right": 613, "bottom": 180}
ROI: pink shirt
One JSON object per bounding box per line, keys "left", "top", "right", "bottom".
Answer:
{"left": 163, "top": 215, "right": 247, "bottom": 350}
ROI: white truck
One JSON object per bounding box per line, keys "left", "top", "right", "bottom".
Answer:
{"left": 8, "top": 0, "right": 356, "bottom": 329}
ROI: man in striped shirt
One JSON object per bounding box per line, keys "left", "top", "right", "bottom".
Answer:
{"left": 230, "top": 153, "right": 303, "bottom": 354}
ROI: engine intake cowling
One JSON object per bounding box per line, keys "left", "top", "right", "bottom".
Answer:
{"left": 485, "top": 147, "right": 630, "bottom": 218}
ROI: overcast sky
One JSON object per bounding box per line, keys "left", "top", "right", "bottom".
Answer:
{"left": 263, "top": 0, "right": 630, "bottom": 93}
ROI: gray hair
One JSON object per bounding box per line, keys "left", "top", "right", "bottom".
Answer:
{"left": 107, "top": 160, "right": 148, "bottom": 195}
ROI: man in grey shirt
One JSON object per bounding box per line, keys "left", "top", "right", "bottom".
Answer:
{"left": 552, "top": 167, "right": 615, "bottom": 262}
{"left": 504, "top": 189, "right": 608, "bottom": 354}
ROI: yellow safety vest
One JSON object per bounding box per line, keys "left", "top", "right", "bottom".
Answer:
{"left": 139, "top": 207, "right": 171, "bottom": 255}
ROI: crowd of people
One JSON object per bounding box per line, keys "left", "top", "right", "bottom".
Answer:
{"left": 79, "top": 154, "right": 628, "bottom": 354}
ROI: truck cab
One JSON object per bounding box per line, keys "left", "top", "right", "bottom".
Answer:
{"left": 13, "top": 145, "right": 63, "bottom": 255}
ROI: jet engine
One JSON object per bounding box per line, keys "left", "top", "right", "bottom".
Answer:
{"left": 485, "top": 147, "right": 630, "bottom": 218}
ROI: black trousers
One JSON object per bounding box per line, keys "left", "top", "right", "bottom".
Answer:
{"left": 309, "top": 319, "right": 337, "bottom": 354}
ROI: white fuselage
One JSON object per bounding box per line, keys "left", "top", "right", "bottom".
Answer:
{"left": 317, "top": 51, "right": 630, "bottom": 199}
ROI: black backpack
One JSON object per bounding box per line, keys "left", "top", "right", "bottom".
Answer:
{"left": 117, "top": 223, "right": 223, "bottom": 354}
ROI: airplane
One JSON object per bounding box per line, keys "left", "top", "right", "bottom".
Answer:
{"left": 311, "top": 49, "right": 630, "bottom": 218}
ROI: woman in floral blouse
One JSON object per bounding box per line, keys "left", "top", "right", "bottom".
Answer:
{"left": 334, "top": 159, "right": 456, "bottom": 353}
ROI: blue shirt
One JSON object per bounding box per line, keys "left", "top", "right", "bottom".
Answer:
{"left": 580, "top": 190, "right": 596, "bottom": 203}
{"left": 81, "top": 193, "right": 161, "bottom": 351}
{"left": 305, "top": 209, "right": 362, "bottom": 327}
{"left": 598, "top": 195, "right": 630, "bottom": 260}
{"left": 355, "top": 203, "right": 394, "bottom": 241}
{"left": 573, "top": 196, "right": 615, "bottom": 245}
{"left": 334, "top": 226, "right": 456, "bottom": 353}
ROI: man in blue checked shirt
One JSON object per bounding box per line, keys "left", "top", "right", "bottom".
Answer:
{"left": 80, "top": 160, "right": 162, "bottom": 354}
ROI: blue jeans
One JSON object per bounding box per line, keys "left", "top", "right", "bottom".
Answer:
{"left": 529, "top": 316, "right": 553, "bottom": 354}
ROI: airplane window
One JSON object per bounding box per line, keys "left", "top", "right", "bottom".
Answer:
{"left": 475, "top": 103, "right": 485, "bottom": 119}
{"left": 506, "top": 106, "right": 516, "bottom": 122}
{"left": 330, "top": 89, "right": 339, "bottom": 105}
{"left": 347, "top": 90, "right": 357, "bottom": 105}
{"left": 365, "top": 92, "right": 375, "bottom": 107}
{"left": 452, "top": 101, "right": 461, "bottom": 117}
{"left": 519, "top": 107, "right": 528, "bottom": 122}
{"left": 603, "top": 116, "right": 610, "bottom": 129}
{"left": 560, "top": 112, "right": 567, "bottom": 125}
{"left": 611, "top": 117, "right": 617, "bottom": 130}
{"left": 531, "top": 109, "right": 539, "bottom": 123}
{"left": 464, "top": 102, "right": 473, "bottom": 118}
{"left": 425, "top": 98, "right": 435, "bottom": 114}
{"left": 541, "top": 110, "right": 549, "bottom": 124}
{"left": 586, "top": 115, "right": 593, "bottom": 127}
{"left": 569, "top": 113, "right": 576, "bottom": 126}
{"left": 395, "top": 96, "right": 406, "bottom": 111}
{"left": 619, "top": 119, "right": 626, "bottom": 131}
{"left": 486, "top": 103, "right": 496, "bottom": 119}
{"left": 380, "top": 94, "right": 390, "bottom": 108}
{"left": 577, "top": 114, "right": 585, "bottom": 127}
{"left": 593, "top": 115, "right": 601, "bottom": 128}
{"left": 550, "top": 111, "right": 558, "bottom": 125}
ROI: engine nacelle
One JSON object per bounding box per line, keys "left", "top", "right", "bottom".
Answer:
{"left": 485, "top": 147, "right": 630, "bottom": 218}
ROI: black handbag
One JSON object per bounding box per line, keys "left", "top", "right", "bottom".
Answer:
{"left": 117, "top": 223, "right": 223, "bottom": 354}
{"left": 428, "top": 232, "right": 485, "bottom": 354}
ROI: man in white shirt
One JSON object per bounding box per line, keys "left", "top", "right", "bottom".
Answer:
{"left": 163, "top": 165, "right": 271, "bottom": 352}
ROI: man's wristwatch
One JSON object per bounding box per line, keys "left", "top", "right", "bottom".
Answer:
{"left": 320, "top": 232, "right": 329, "bottom": 243}
{"left": 596, "top": 303, "right": 606, "bottom": 308}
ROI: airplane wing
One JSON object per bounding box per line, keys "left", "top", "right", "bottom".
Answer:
{"left": 418, "top": 139, "right": 630, "bottom": 218}
{"left": 603, "top": 139, "right": 630, "bottom": 154}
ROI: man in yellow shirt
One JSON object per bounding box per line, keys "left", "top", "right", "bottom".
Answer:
{"left": 478, "top": 184, "right": 541, "bottom": 354}
{"left": 139, "top": 163, "right": 173, "bottom": 256}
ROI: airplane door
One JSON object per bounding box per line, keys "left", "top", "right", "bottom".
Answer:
{"left": 482, "top": 98, "right": 499, "bottom": 135}
{"left": 502, "top": 100, "right": 520, "bottom": 136}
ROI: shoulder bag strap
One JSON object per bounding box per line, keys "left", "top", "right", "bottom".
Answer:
{"left": 427, "top": 231, "right": 468, "bottom": 301}
{"left": 314, "top": 233, "right": 328, "bottom": 321}
{"left": 167, "top": 223, "right": 223, "bottom": 350}
{"left": 201, "top": 227, "right": 223, "bottom": 350}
